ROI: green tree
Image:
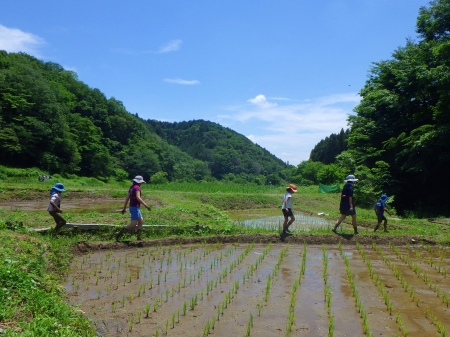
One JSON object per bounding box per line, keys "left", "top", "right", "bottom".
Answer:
{"left": 347, "top": 1, "right": 450, "bottom": 214}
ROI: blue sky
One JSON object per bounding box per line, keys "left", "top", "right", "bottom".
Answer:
{"left": 1, "top": 0, "right": 430, "bottom": 165}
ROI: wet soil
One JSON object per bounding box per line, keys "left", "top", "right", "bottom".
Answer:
{"left": 65, "top": 241, "right": 450, "bottom": 337}
{"left": 71, "top": 233, "right": 439, "bottom": 255}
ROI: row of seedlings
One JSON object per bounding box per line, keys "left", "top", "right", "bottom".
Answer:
{"left": 105, "top": 243, "right": 231, "bottom": 333}
{"left": 242, "top": 244, "right": 290, "bottom": 337}
{"left": 355, "top": 242, "right": 408, "bottom": 336}
{"left": 154, "top": 243, "right": 259, "bottom": 336}
{"left": 322, "top": 245, "right": 334, "bottom": 337}
{"left": 118, "top": 244, "right": 220, "bottom": 333}
{"left": 284, "top": 242, "right": 307, "bottom": 337}
{"left": 337, "top": 242, "right": 372, "bottom": 336}
{"left": 201, "top": 242, "right": 273, "bottom": 337}
{"left": 389, "top": 243, "right": 449, "bottom": 308}
{"left": 372, "top": 242, "right": 448, "bottom": 337}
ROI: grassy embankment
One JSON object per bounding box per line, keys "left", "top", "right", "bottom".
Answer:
{"left": 1, "top": 177, "right": 449, "bottom": 335}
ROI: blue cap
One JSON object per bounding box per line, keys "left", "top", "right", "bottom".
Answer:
{"left": 52, "top": 183, "right": 66, "bottom": 192}
{"left": 380, "top": 194, "right": 388, "bottom": 201}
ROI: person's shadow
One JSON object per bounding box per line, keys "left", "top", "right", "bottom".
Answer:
{"left": 280, "top": 232, "right": 293, "bottom": 242}
{"left": 332, "top": 231, "right": 356, "bottom": 240}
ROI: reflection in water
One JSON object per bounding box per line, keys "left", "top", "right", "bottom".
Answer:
{"left": 229, "top": 210, "right": 333, "bottom": 231}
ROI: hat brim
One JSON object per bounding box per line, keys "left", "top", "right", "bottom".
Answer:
{"left": 133, "top": 179, "right": 146, "bottom": 184}
{"left": 53, "top": 187, "right": 65, "bottom": 192}
{"left": 346, "top": 179, "right": 358, "bottom": 182}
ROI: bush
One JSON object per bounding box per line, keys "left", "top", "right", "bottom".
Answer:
{"left": 150, "top": 171, "right": 169, "bottom": 184}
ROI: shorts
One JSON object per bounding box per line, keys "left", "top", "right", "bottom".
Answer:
{"left": 282, "top": 208, "right": 294, "bottom": 217}
{"left": 129, "top": 206, "right": 142, "bottom": 221}
{"left": 377, "top": 214, "right": 387, "bottom": 222}
{"left": 340, "top": 207, "right": 356, "bottom": 216}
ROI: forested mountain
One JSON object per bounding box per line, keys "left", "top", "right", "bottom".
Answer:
{"left": 0, "top": 51, "right": 286, "bottom": 183}
{"left": 309, "top": 128, "right": 349, "bottom": 164}
{"left": 146, "top": 120, "right": 287, "bottom": 180}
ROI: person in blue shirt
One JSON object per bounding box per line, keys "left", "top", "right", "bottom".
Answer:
{"left": 332, "top": 175, "right": 359, "bottom": 235}
{"left": 374, "top": 194, "right": 392, "bottom": 232}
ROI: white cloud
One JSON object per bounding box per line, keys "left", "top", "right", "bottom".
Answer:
{"left": 248, "top": 94, "right": 277, "bottom": 108}
{"left": 157, "top": 39, "right": 182, "bottom": 53}
{"left": 268, "top": 96, "right": 295, "bottom": 101}
{"left": 164, "top": 78, "right": 200, "bottom": 85}
{"left": 0, "top": 24, "right": 45, "bottom": 56}
{"left": 218, "top": 93, "right": 361, "bottom": 165}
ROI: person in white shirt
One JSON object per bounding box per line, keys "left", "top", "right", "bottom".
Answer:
{"left": 281, "top": 184, "right": 298, "bottom": 236}
{"left": 47, "top": 183, "right": 67, "bottom": 232}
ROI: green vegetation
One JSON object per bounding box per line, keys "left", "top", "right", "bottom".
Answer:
{"left": 0, "top": 53, "right": 286, "bottom": 183}
{"left": 0, "top": 176, "right": 446, "bottom": 335}
{"left": 309, "top": 129, "right": 349, "bottom": 165}
{"left": 302, "top": 0, "right": 450, "bottom": 216}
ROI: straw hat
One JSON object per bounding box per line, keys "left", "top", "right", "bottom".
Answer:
{"left": 286, "top": 184, "right": 298, "bottom": 193}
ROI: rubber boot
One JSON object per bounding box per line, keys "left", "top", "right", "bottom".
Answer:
{"left": 137, "top": 229, "right": 142, "bottom": 241}
{"left": 374, "top": 224, "right": 380, "bottom": 232}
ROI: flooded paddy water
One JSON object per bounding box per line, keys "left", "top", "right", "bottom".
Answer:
{"left": 65, "top": 241, "right": 450, "bottom": 336}
{"left": 227, "top": 209, "right": 333, "bottom": 231}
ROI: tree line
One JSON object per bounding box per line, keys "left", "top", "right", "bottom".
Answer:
{"left": 296, "top": 0, "right": 450, "bottom": 216}
{"left": 0, "top": 51, "right": 287, "bottom": 184}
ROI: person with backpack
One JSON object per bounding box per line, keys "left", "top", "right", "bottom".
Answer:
{"left": 332, "top": 174, "right": 359, "bottom": 235}
{"left": 374, "top": 194, "right": 392, "bottom": 232}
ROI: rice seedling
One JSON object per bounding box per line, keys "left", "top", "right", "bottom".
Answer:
{"left": 145, "top": 304, "right": 150, "bottom": 318}
{"left": 137, "top": 310, "right": 142, "bottom": 323}
{"left": 127, "top": 315, "right": 134, "bottom": 332}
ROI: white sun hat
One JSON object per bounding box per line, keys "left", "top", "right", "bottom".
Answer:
{"left": 345, "top": 174, "right": 358, "bottom": 182}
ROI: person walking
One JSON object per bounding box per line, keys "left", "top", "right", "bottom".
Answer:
{"left": 374, "top": 194, "right": 392, "bottom": 232}
{"left": 281, "top": 184, "right": 298, "bottom": 236}
{"left": 47, "top": 183, "right": 67, "bottom": 232}
{"left": 332, "top": 175, "right": 359, "bottom": 235}
{"left": 115, "top": 175, "right": 151, "bottom": 241}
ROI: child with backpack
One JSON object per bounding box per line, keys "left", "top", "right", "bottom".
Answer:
{"left": 374, "top": 194, "right": 392, "bottom": 232}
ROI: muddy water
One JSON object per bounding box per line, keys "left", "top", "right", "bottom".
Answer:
{"left": 0, "top": 198, "right": 121, "bottom": 213}
{"left": 65, "top": 244, "right": 450, "bottom": 337}
{"left": 228, "top": 209, "right": 333, "bottom": 231}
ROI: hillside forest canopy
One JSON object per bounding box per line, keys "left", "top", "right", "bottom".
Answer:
{"left": 0, "top": 51, "right": 288, "bottom": 184}
{"left": 1, "top": 0, "right": 450, "bottom": 216}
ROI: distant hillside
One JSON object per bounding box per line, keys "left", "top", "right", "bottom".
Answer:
{"left": 0, "top": 51, "right": 286, "bottom": 183}
{"left": 146, "top": 119, "right": 287, "bottom": 179}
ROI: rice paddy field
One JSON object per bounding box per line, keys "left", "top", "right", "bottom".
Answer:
{"left": 65, "top": 241, "right": 450, "bottom": 337}
{"left": 1, "top": 178, "right": 450, "bottom": 336}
